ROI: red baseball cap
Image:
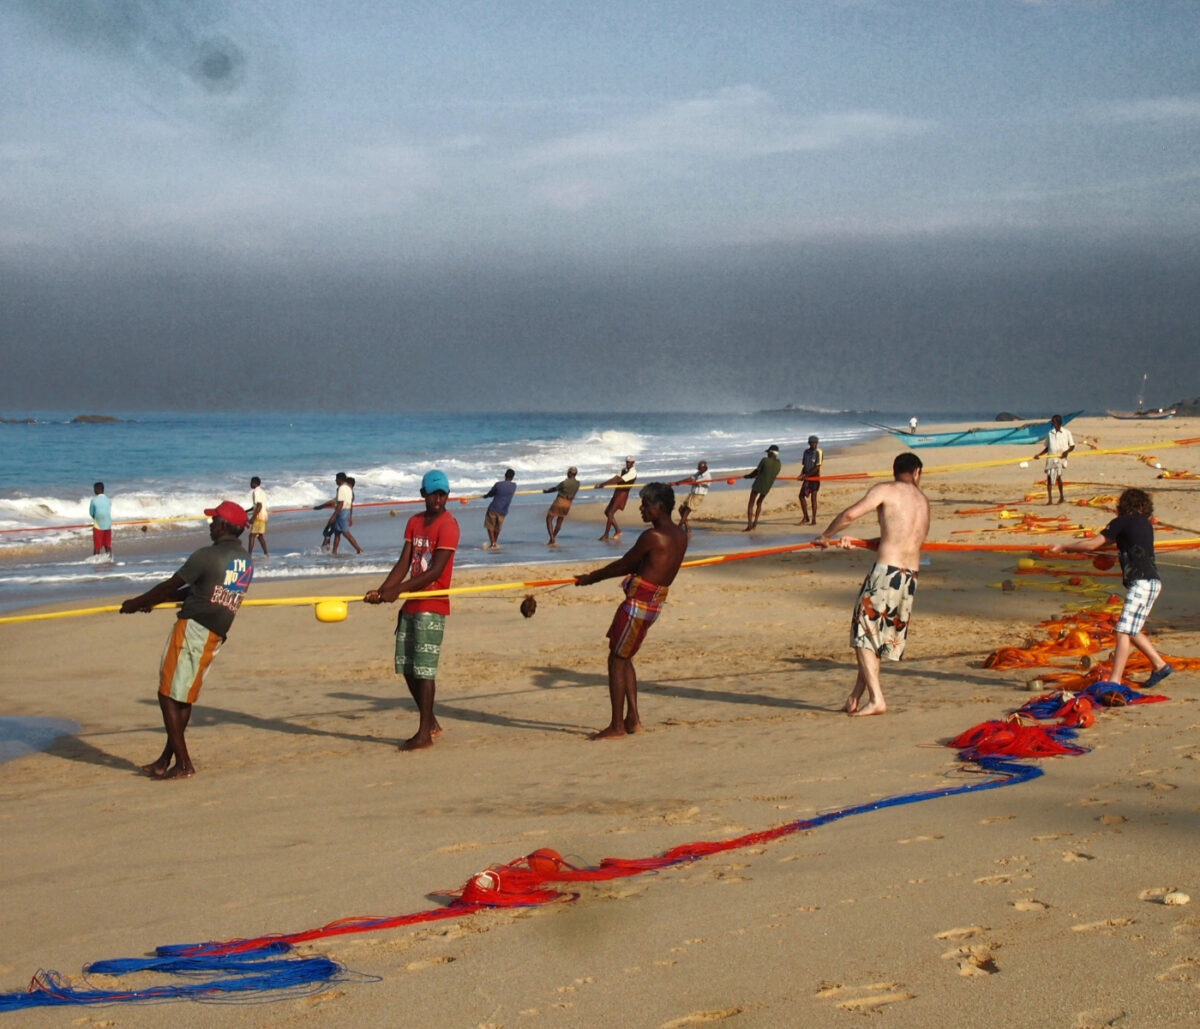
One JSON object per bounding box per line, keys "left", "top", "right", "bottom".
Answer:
{"left": 204, "top": 500, "right": 249, "bottom": 529}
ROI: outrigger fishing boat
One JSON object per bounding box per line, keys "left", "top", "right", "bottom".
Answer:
{"left": 1107, "top": 374, "right": 1176, "bottom": 420}
{"left": 869, "top": 411, "right": 1083, "bottom": 448}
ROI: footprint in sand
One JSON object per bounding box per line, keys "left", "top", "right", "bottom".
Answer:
{"left": 974, "top": 874, "right": 1013, "bottom": 886}
{"left": 405, "top": 956, "right": 456, "bottom": 971}
{"left": 935, "top": 925, "right": 989, "bottom": 940}
{"left": 1075, "top": 1007, "right": 1128, "bottom": 1028}
{"left": 899, "top": 834, "right": 944, "bottom": 844}
{"left": 1097, "top": 814, "right": 1128, "bottom": 825}
{"left": 1031, "top": 832, "right": 1073, "bottom": 841}
{"left": 1062, "top": 851, "right": 1095, "bottom": 862}
{"left": 942, "top": 943, "right": 1000, "bottom": 976}
{"left": 1155, "top": 959, "right": 1198, "bottom": 983}
{"left": 1172, "top": 915, "right": 1200, "bottom": 941}
{"left": 832, "top": 983, "right": 915, "bottom": 1011}
{"left": 1137, "top": 780, "right": 1178, "bottom": 792}
{"left": 1013, "top": 899, "right": 1050, "bottom": 912}
{"left": 659, "top": 1008, "right": 743, "bottom": 1027}
{"left": 1072, "top": 918, "right": 1135, "bottom": 932}
{"left": 980, "top": 815, "right": 1015, "bottom": 824}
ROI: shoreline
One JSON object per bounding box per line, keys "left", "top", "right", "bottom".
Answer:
{"left": 2, "top": 415, "right": 1199, "bottom": 1025}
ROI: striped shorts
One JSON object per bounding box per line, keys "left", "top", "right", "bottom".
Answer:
{"left": 159, "top": 618, "right": 223, "bottom": 704}
{"left": 1115, "top": 579, "right": 1161, "bottom": 636}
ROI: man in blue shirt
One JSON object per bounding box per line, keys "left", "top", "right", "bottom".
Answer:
{"left": 483, "top": 468, "right": 517, "bottom": 548}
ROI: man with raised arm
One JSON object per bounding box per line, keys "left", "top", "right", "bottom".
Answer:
{"left": 575, "top": 483, "right": 688, "bottom": 739}
{"left": 813, "top": 453, "right": 930, "bottom": 717}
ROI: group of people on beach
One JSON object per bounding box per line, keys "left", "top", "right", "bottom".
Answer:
{"left": 114, "top": 420, "right": 1174, "bottom": 778}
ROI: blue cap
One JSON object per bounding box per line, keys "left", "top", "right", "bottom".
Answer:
{"left": 421, "top": 469, "right": 450, "bottom": 495}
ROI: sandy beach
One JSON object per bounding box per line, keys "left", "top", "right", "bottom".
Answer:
{"left": 2, "top": 416, "right": 1199, "bottom": 1027}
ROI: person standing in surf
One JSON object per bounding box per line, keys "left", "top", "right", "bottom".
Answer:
{"left": 89, "top": 481, "right": 113, "bottom": 558}
{"left": 543, "top": 467, "right": 581, "bottom": 545}
{"left": 597, "top": 457, "right": 637, "bottom": 541}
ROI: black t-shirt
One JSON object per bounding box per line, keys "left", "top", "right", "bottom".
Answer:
{"left": 176, "top": 538, "right": 253, "bottom": 638}
{"left": 1101, "top": 514, "right": 1158, "bottom": 587}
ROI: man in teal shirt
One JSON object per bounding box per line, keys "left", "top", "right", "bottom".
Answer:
{"left": 89, "top": 481, "right": 113, "bottom": 557}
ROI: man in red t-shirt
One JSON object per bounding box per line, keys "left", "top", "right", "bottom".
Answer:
{"left": 365, "top": 470, "right": 460, "bottom": 750}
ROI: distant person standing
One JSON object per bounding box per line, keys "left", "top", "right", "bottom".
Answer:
{"left": 798, "top": 436, "right": 823, "bottom": 525}
{"left": 575, "top": 483, "right": 688, "bottom": 739}
{"left": 119, "top": 501, "right": 253, "bottom": 779}
{"left": 1033, "top": 414, "right": 1076, "bottom": 505}
{"left": 909, "top": 416, "right": 919, "bottom": 432}
{"left": 543, "top": 467, "right": 581, "bottom": 546}
{"left": 314, "top": 471, "right": 363, "bottom": 555}
{"left": 364, "top": 470, "right": 461, "bottom": 751}
{"left": 813, "top": 453, "right": 930, "bottom": 718}
{"left": 743, "top": 445, "right": 781, "bottom": 530}
{"left": 598, "top": 457, "right": 637, "bottom": 541}
{"left": 89, "top": 481, "right": 112, "bottom": 557}
{"left": 482, "top": 468, "right": 517, "bottom": 548}
{"left": 674, "top": 460, "right": 711, "bottom": 533}
{"left": 247, "top": 476, "right": 269, "bottom": 556}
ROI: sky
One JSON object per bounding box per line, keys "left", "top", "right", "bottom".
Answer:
{"left": 1, "top": 0, "right": 1198, "bottom": 415}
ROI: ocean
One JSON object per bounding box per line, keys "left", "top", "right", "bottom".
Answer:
{"left": 0, "top": 409, "right": 905, "bottom": 613}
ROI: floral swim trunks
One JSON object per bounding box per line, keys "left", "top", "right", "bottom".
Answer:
{"left": 851, "top": 563, "right": 918, "bottom": 661}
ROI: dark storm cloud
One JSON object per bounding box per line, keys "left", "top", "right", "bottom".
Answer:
{"left": 2, "top": 231, "right": 1196, "bottom": 415}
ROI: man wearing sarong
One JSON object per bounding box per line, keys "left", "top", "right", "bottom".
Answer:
{"left": 813, "top": 453, "right": 929, "bottom": 717}
{"left": 575, "top": 482, "right": 688, "bottom": 739}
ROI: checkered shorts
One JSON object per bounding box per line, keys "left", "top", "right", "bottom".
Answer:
{"left": 1115, "top": 578, "right": 1161, "bottom": 635}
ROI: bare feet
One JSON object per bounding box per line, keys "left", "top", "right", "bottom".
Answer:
{"left": 160, "top": 764, "right": 195, "bottom": 779}
{"left": 850, "top": 700, "right": 887, "bottom": 717}
{"left": 589, "top": 724, "right": 627, "bottom": 740}
{"left": 140, "top": 760, "right": 168, "bottom": 778}
{"left": 623, "top": 715, "right": 642, "bottom": 734}
{"left": 598, "top": 534, "right": 610, "bottom": 541}
{"left": 400, "top": 733, "right": 434, "bottom": 751}
{"left": 842, "top": 696, "right": 859, "bottom": 714}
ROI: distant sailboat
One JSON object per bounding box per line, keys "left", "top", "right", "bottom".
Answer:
{"left": 1107, "top": 373, "right": 1176, "bottom": 420}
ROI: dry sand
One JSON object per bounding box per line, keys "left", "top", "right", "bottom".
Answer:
{"left": 2, "top": 415, "right": 1199, "bottom": 1027}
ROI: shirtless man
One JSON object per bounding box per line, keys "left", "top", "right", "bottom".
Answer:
{"left": 575, "top": 482, "right": 688, "bottom": 739}
{"left": 597, "top": 457, "right": 637, "bottom": 541}
{"left": 813, "top": 453, "right": 929, "bottom": 717}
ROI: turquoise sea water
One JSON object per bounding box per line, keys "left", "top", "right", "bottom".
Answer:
{"left": 0, "top": 408, "right": 927, "bottom": 611}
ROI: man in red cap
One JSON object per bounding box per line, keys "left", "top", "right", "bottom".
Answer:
{"left": 120, "top": 500, "right": 254, "bottom": 779}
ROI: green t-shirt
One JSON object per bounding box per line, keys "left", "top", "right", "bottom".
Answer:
{"left": 752, "top": 456, "right": 781, "bottom": 494}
